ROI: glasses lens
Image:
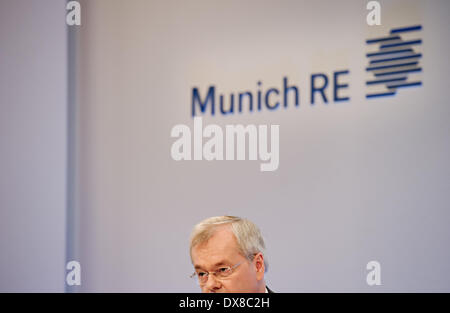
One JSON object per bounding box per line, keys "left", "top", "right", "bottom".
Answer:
{"left": 217, "top": 267, "right": 232, "bottom": 278}
{"left": 197, "top": 272, "right": 208, "bottom": 284}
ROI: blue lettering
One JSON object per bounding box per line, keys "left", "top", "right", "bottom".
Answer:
{"left": 265, "top": 88, "right": 280, "bottom": 110}
{"left": 333, "top": 70, "right": 350, "bottom": 102}
{"left": 192, "top": 86, "right": 215, "bottom": 117}
{"left": 311, "top": 73, "right": 328, "bottom": 104}
{"left": 283, "top": 77, "right": 299, "bottom": 107}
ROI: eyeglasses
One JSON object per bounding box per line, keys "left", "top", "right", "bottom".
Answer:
{"left": 190, "top": 262, "right": 242, "bottom": 285}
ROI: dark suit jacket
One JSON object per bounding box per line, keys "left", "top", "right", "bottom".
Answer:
{"left": 266, "top": 286, "right": 275, "bottom": 293}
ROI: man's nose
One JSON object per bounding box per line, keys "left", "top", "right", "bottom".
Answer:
{"left": 204, "top": 274, "right": 221, "bottom": 291}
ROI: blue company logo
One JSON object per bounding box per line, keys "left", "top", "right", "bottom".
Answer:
{"left": 191, "top": 24, "right": 424, "bottom": 116}
{"left": 365, "top": 25, "right": 423, "bottom": 98}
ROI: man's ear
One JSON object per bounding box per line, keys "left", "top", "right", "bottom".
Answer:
{"left": 254, "top": 252, "right": 265, "bottom": 280}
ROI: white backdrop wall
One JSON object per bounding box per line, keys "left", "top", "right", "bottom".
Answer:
{"left": 0, "top": 0, "right": 67, "bottom": 292}
{"left": 72, "top": 0, "right": 450, "bottom": 292}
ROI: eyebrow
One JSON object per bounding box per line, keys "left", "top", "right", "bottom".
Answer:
{"left": 194, "top": 261, "right": 230, "bottom": 270}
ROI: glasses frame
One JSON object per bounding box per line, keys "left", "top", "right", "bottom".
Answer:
{"left": 190, "top": 262, "right": 242, "bottom": 285}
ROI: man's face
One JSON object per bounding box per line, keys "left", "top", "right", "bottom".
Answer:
{"left": 190, "top": 225, "right": 265, "bottom": 293}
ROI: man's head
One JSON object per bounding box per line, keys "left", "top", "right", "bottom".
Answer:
{"left": 189, "top": 216, "right": 267, "bottom": 293}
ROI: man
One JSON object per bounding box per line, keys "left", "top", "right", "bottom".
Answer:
{"left": 189, "top": 215, "right": 274, "bottom": 293}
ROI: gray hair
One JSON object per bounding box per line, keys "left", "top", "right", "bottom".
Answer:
{"left": 189, "top": 216, "right": 268, "bottom": 272}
